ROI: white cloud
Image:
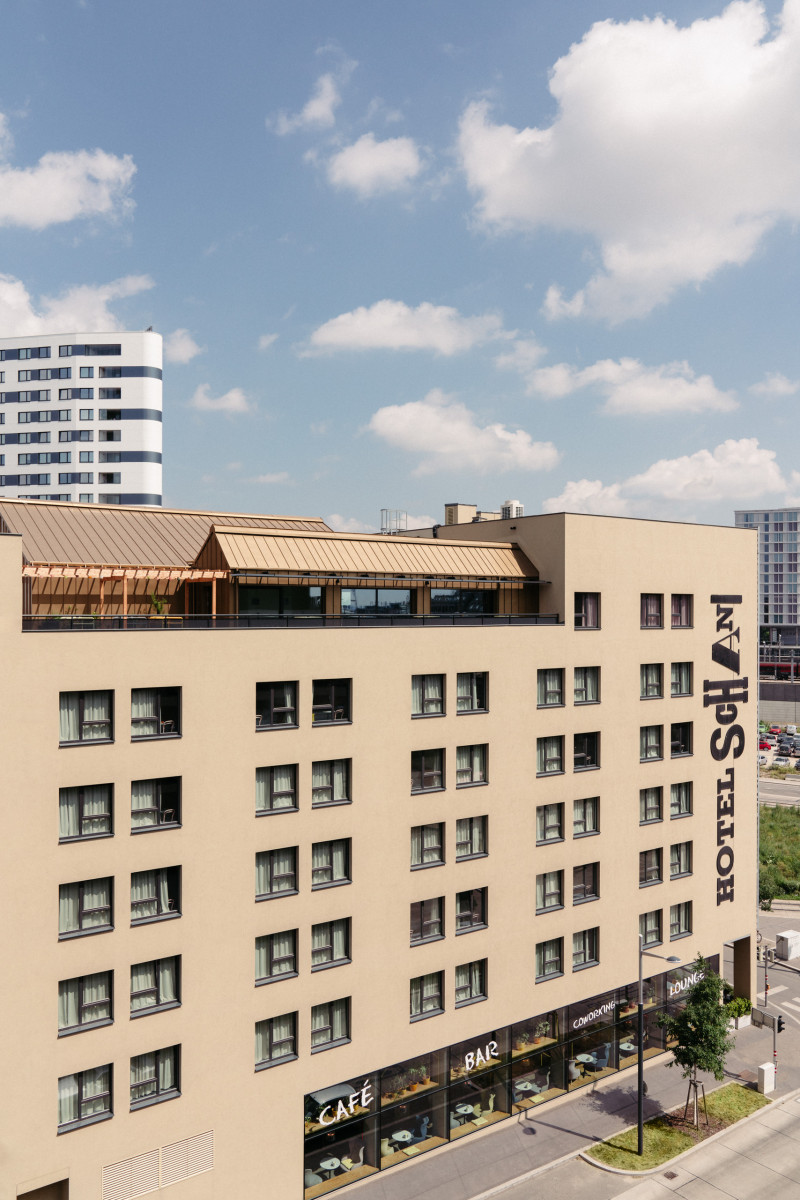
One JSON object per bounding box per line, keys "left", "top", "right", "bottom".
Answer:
{"left": 306, "top": 299, "right": 510, "bottom": 356}
{"left": 404, "top": 513, "right": 436, "bottom": 529}
{"left": 368, "top": 388, "right": 560, "bottom": 476}
{"left": 523, "top": 356, "right": 736, "bottom": 415}
{"left": 327, "top": 133, "right": 423, "bottom": 197}
{"left": 187, "top": 384, "right": 252, "bottom": 414}
{"left": 163, "top": 328, "right": 203, "bottom": 364}
{"left": 250, "top": 471, "right": 290, "bottom": 484}
{"left": 542, "top": 479, "right": 630, "bottom": 516}
{"left": 457, "top": 2, "right": 800, "bottom": 322}
{"left": 327, "top": 513, "right": 378, "bottom": 533}
{"left": 750, "top": 371, "right": 800, "bottom": 397}
{"left": 258, "top": 333, "right": 279, "bottom": 350}
{"left": 0, "top": 273, "right": 153, "bottom": 335}
{"left": 0, "top": 113, "right": 135, "bottom": 229}
{"left": 272, "top": 58, "right": 356, "bottom": 135}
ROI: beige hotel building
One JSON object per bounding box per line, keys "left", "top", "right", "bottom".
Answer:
{"left": 0, "top": 498, "right": 756, "bottom": 1200}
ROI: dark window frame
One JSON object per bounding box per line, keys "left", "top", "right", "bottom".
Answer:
{"left": 310, "top": 997, "right": 351, "bottom": 1052}
{"left": 410, "top": 970, "right": 444, "bottom": 1020}
{"left": 574, "top": 666, "right": 600, "bottom": 704}
{"left": 456, "top": 742, "right": 488, "bottom": 786}
{"left": 574, "top": 592, "right": 600, "bottom": 629}
{"left": 670, "top": 662, "right": 693, "bottom": 697}
{"left": 639, "top": 786, "right": 663, "bottom": 824}
{"left": 256, "top": 930, "right": 299, "bottom": 983}
{"left": 130, "top": 687, "right": 181, "bottom": 740}
{"left": 573, "top": 862, "right": 599, "bottom": 904}
{"left": 537, "top": 667, "right": 564, "bottom": 707}
{"left": 456, "top": 671, "right": 488, "bottom": 713}
{"left": 455, "top": 886, "right": 488, "bottom": 933}
{"left": 640, "top": 663, "right": 663, "bottom": 699}
{"left": 574, "top": 731, "right": 600, "bottom": 771}
{"left": 412, "top": 673, "right": 445, "bottom": 717}
{"left": 58, "top": 970, "right": 113, "bottom": 1035}
{"left": 537, "top": 735, "right": 564, "bottom": 776}
{"left": 311, "top": 758, "right": 351, "bottom": 807}
{"left": 670, "top": 781, "right": 693, "bottom": 819}
{"left": 671, "top": 594, "right": 693, "bottom": 628}
{"left": 573, "top": 796, "right": 599, "bottom": 837}
{"left": 670, "top": 900, "right": 693, "bottom": 939}
{"left": 640, "top": 909, "right": 662, "bottom": 947}
{"left": 640, "top": 593, "right": 664, "bottom": 628}
{"left": 536, "top": 869, "right": 564, "bottom": 913}
{"left": 670, "top": 721, "right": 693, "bottom": 757}
{"left": 455, "top": 815, "right": 488, "bottom": 861}
{"left": 255, "top": 764, "right": 298, "bottom": 815}
{"left": 255, "top": 1012, "right": 297, "bottom": 1067}
{"left": 535, "top": 937, "right": 564, "bottom": 981}
{"left": 640, "top": 724, "right": 663, "bottom": 761}
{"left": 537, "top": 802, "right": 564, "bottom": 843}
{"left": 455, "top": 958, "right": 487, "bottom": 1006}
{"left": 310, "top": 918, "right": 351, "bottom": 971}
{"left": 410, "top": 897, "right": 445, "bottom": 944}
{"left": 311, "top": 678, "right": 351, "bottom": 725}
{"left": 256, "top": 847, "right": 298, "bottom": 899}
{"left": 411, "top": 821, "right": 445, "bottom": 868}
{"left": 130, "top": 776, "right": 181, "bottom": 832}
{"left": 639, "top": 848, "right": 663, "bottom": 886}
{"left": 130, "top": 955, "right": 181, "bottom": 1016}
{"left": 311, "top": 838, "right": 351, "bottom": 889}
{"left": 256, "top": 681, "right": 298, "bottom": 729}
{"left": 58, "top": 876, "right": 113, "bottom": 938}
{"left": 59, "top": 689, "right": 113, "bottom": 745}
{"left": 130, "top": 1044, "right": 180, "bottom": 1110}
{"left": 411, "top": 748, "right": 444, "bottom": 792}
{"left": 57, "top": 1064, "right": 112, "bottom": 1133}
{"left": 572, "top": 927, "right": 599, "bottom": 970}
{"left": 58, "top": 783, "right": 113, "bottom": 842}
{"left": 670, "top": 841, "right": 693, "bottom": 879}
{"left": 130, "top": 866, "right": 181, "bottom": 924}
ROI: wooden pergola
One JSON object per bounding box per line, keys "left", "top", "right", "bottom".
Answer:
{"left": 22, "top": 564, "right": 228, "bottom": 615}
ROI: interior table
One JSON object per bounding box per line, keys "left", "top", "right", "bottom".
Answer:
{"left": 318, "top": 1157, "right": 341, "bottom": 1179}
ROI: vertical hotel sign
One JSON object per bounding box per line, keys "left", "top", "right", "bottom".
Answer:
{"left": 704, "top": 595, "right": 748, "bottom": 905}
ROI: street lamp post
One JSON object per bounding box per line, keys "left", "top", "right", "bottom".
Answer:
{"left": 638, "top": 936, "right": 680, "bottom": 1156}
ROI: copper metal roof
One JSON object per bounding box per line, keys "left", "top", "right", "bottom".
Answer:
{"left": 196, "top": 526, "right": 537, "bottom": 579}
{"left": 0, "top": 499, "right": 330, "bottom": 567}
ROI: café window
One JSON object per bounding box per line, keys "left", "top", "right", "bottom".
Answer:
{"left": 457, "top": 671, "right": 487, "bottom": 712}
{"left": 59, "top": 783, "right": 112, "bottom": 841}
{"left": 640, "top": 786, "right": 663, "bottom": 824}
{"left": 535, "top": 937, "right": 563, "bottom": 980}
{"left": 131, "top": 776, "right": 180, "bottom": 830}
{"left": 640, "top": 663, "right": 663, "bottom": 699}
{"left": 256, "top": 931, "right": 298, "bottom": 983}
{"left": 670, "top": 722, "right": 692, "bottom": 757}
{"left": 410, "top": 971, "right": 444, "bottom": 1019}
{"left": 256, "top": 765, "right": 298, "bottom": 814}
{"left": 670, "top": 781, "right": 693, "bottom": 818}
{"left": 574, "top": 666, "right": 600, "bottom": 704}
{"left": 640, "top": 724, "right": 663, "bottom": 761}
{"left": 671, "top": 594, "right": 693, "bottom": 627}
{"left": 456, "top": 744, "right": 487, "bottom": 786}
{"left": 455, "top": 816, "right": 487, "bottom": 860}
{"left": 536, "top": 802, "right": 563, "bottom": 843}
{"left": 412, "top": 674, "right": 444, "bottom": 716}
{"left": 312, "top": 678, "right": 351, "bottom": 724}
{"left": 537, "top": 736, "right": 563, "bottom": 775}
{"left": 574, "top": 592, "right": 600, "bottom": 629}
{"left": 639, "top": 849, "right": 662, "bottom": 886}
{"left": 411, "top": 822, "right": 444, "bottom": 868}
{"left": 639, "top": 909, "right": 662, "bottom": 947}
{"left": 410, "top": 898, "right": 444, "bottom": 944}
{"left": 311, "top": 759, "right": 351, "bottom": 807}
{"left": 130, "top": 687, "right": 180, "bottom": 738}
{"left": 537, "top": 668, "right": 563, "bottom": 707}
{"left": 573, "top": 797, "right": 599, "bottom": 837}
{"left": 671, "top": 662, "right": 693, "bottom": 696}
{"left": 59, "top": 690, "right": 113, "bottom": 744}
{"left": 641, "top": 593, "right": 663, "bottom": 628}
{"left": 573, "top": 863, "right": 599, "bottom": 904}
{"left": 536, "top": 870, "right": 563, "bottom": 913}
{"left": 411, "top": 749, "right": 444, "bottom": 792}
{"left": 574, "top": 732, "right": 599, "bottom": 770}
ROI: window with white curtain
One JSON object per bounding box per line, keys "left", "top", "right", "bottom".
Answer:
{"left": 456, "top": 886, "right": 487, "bottom": 931}
{"left": 59, "top": 690, "right": 113, "bottom": 743}
{"left": 410, "top": 971, "right": 443, "bottom": 1019}
{"left": 256, "top": 930, "right": 298, "bottom": 981}
{"left": 537, "top": 668, "right": 563, "bottom": 707}
{"left": 640, "top": 663, "right": 663, "bottom": 698}
{"left": 256, "top": 1012, "right": 297, "bottom": 1066}
{"left": 130, "top": 687, "right": 180, "bottom": 738}
{"left": 573, "top": 797, "right": 599, "bottom": 837}
{"left": 311, "top": 759, "right": 350, "bottom": 806}
{"left": 640, "top": 725, "right": 663, "bottom": 761}
{"left": 639, "top": 849, "right": 663, "bottom": 885}
{"left": 255, "top": 681, "right": 298, "bottom": 728}
{"left": 535, "top": 871, "right": 563, "bottom": 913}
{"left": 670, "top": 662, "right": 693, "bottom": 696}
{"left": 670, "top": 841, "right": 693, "bottom": 878}
{"left": 310, "top": 997, "right": 350, "bottom": 1050}
{"left": 256, "top": 847, "right": 298, "bottom": 898}
{"left": 130, "top": 1045, "right": 180, "bottom": 1108}
{"left": 57, "top": 1064, "right": 112, "bottom": 1129}
{"left": 455, "top": 959, "right": 487, "bottom": 1006}
{"left": 58, "top": 877, "right": 112, "bottom": 937}
{"left": 535, "top": 938, "right": 563, "bottom": 980}
{"left": 130, "top": 956, "right": 179, "bottom": 1014}
{"left": 456, "top": 743, "right": 487, "bottom": 786}
{"left": 640, "top": 787, "right": 663, "bottom": 823}
{"left": 410, "top": 822, "right": 444, "bottom": 868}
{"left": 670, "top": 901, "right": 692, "bottom": 938}
{"left": 536, "top": 803, "right": 564, "bottom": 843}
{"left": 574, "top": 592, "right": 600, "bottom": 629}
{"left": 639, "top": 909, "right": 662, "bottom": 946}
{"left": 130, "top": 867, "right": 180, "bottom": 923}
{"left": 456, "top": 671, "right": 487, "bottom": 712}
{"left": 670, "top": 782, "right": 693, "bottom": 818}
{"left": 574, "top": 666, "right": 600, "bottom": 704}
{"left": 536, "top": 736, "right": 563, "bottom": 775}
{"left": 311, "top": 839, "right": 351, "bottom": 888}
{"left": 640, "top": 593, "right": 663, "bottom": 628}
{"left": 455, "top": 816, "right": 487, "bottom": 860}
{"left": 671, "top": 594, "right": 693, "bottom": 627}
{"left": 58, "top": 971, "right": 112, "bottom": 1032}
{"left": 130, "top": 776, "right": 181, "bottom": 830}
{"left": 411, "top": 674, "right": 444, "bottom": 716}
{"left": 255, "top": 765, "right": 297, "bottom": 814}
{"left": 572, "top": 928, "right": 599, "bottom": 969}
{"left": 573, "top": 863, "right": 599, "bottom": 903}
{"left": 58, "top": 783, "right": 112, "bottom": 841}
{"left": 310, "top": 918, "right": 350, "bottom": 969}
{"left": 410, "top": 897, "right": 444, "bottom": 943}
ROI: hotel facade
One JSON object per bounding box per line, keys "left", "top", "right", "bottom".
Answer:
{"left": 0, "top": 500, "right": 756, "bottom": 1200}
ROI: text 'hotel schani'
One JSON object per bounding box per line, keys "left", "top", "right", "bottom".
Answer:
{"left": 0, "top": 500, "right": 756, "bottom": 1200}
{"left": 0, "top": 331, "right": 162, "bottom": 506}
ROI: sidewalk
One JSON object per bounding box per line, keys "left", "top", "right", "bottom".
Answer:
{"left": 351, "top": 1020, "right": 797, "bottom": 1200}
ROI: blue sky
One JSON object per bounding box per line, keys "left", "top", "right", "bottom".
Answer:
{"left": 1, "top": 0, "right": 799, "bottom": 529}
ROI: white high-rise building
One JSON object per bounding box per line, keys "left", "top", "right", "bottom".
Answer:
{"left": 0, "top": 330, "right": 162, "bottom": 506}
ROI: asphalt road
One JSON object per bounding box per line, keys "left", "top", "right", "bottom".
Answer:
{"left": 760, "top": 777, "right": 800, "bottom": 808}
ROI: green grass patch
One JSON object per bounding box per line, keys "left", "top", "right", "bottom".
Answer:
{"left": 761, "top": 804, "right": 800, "bottom": 903}
{"left": 586, "top": 1085, "right": 770, "bottom": 1172}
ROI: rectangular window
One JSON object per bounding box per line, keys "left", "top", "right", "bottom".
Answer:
{"left": 671, "top": 594, "right": 693, "bottom": 627}
{"left": 59, "top": 877, "right": 113, "bottom": 937}
{"left": 670, "top": 901, "right": 692, "bottom": 939}
{"left": 640, "top": 663, "right": 663, "bottom": 698}
{"left": 59, "top": 690, "right": 113, "bottom": 743}
{"left": 536, "top": 802, "right": 564, "bottom": 843}
{"left": 575, "top": 592, "right": 600, "bottom": 628}
{"left": 58, "top": 784, "right": 112, "bottom": 841}
{"left": 411, "top": 822, "right": 444, "bottom": 867}
{"left": 574, "top": 732, "right": 599, "bottom": 770}
{"left": 535, "top": 937, "right": 563, "bottom": 980}
{"left": 131, "top": 776, "right": 181, "bottom": 830}
{"left": 573, "top": 796, "right": 599, "bottom": 836}
{"left": 456, "top": 886, "right": 488, "bottom": 932}
{"left": 537, "top": 668, "right": 564, "bottom": 706}
{"left": 537, "top": 735, "right": 564, "bottom": 775}
{"left": 412, "top": 673, "right": 444, "bottom": 716}
{"left": 130, "top": 687, "right": 180, "bottom": 738}
{"left": 411, "top": 748, "right": 444, "bottom": 791}
{"left": 58, "top": 971, "right": 112, "bottom": 1033}
{"left": 100, "top": 388, "right": 122, "bottom": 400}
{"left": 310, "top": 919, "right": 350, "bottom": 970}
{"left": 311, "top": 997, "right": 350, "bottom": 1050}
{"left": 99, "top": 430, "right": 120, "bottom": 441}
{"left": 130, "top": 1045, "right": 179, "bottom": 1109}
{"left": 456, "top": 743, "right": 487, "bottom": 785}
{"left": 640, "top": 724, "right": 663, "bottom": 761}
{"left": 574, "top": 666, "right": 600, "bottom": 703}
{"left": 255, "top": 765, "right": 297, "bottom": 814}
{"left": 256, "top": 848, "right": 298, "bottom": 898}
{"left": 311, "top": 759, "right": 350, "bottom": 806}
{"left": 256, "top": 930, "right": 298, "bottom": 982}
{"left": 670, "top": 841, "right": 693, "bottom": 878}
{"left": 640, "top": 593, "right": 663, "bottom": 628}
{"left": 536, "top": 870, "right": 563, "bottom": 913}
{"left": 80, "top": 366, "right": 94, "bottom": 378}
{"left": 639, "top": 786, "right": 663, "bottom": 824}
{"left": 639, "top": 909, "right": 662, "bottom": 947}
{"left": 572, "top": 928, "right": 599, "bottom": 969}
{"left": 99, "top": 471, "right": 121, "bottom": 484}
{"left": 79, "top": 409, "right": 93, "bottom": 420}
{"left": 130, "top": 956, "right": 179, "bottom": 1014}
{"left": 410, "top": 971, "right": 443, "bottom": 1019}
{"left": 455, "top": 959, "right": 487, "bottom": 1006}
{"left": 670, "top": 722, "right": 693, "bottom": 757}
{"left": 455, "top": 815, "right": 487, "bottom": 860}
{"left": 312, "top": 678, "right": 351, "bottom": 723}
{"left": 255, "top": 1012, "right": 297, "bottom": 1066}
{"left": 99, "top": 409, "right": 121, "bottom": 420}
{"left": 57, "top": 1064, "right": 112, "bottom": 1131}
{"left": 256, "top": 681, "right": 297, "bottom": 728}
{"left": 131, "top": 867, "right": 180, "bottom": 923}
{"left": 410, "top": 897, "right": 444, "bottom": 943}
{"left": 573, "top": 862, "right": 599, "bottom": 903}
{"left": 670, "top": 662, "right": 693, "bottom": 696}
{"left": 79, "top": 451, "right": 93, "bottom": 463}
{"left": 311, "top": 838, "right": 351, "bottom": 888}
{"left": 639, "top": 849, "right": 663, "bottom": 886}
{"left": 670, "top": 781, "right": 693, "bottom": 818}
{"left": 457, "top": 671, "right": 487, "bottom": 712}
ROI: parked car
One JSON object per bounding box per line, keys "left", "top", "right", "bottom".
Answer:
{"left": 774, "top": 756, "right": 792, "bottom": 767}
{"left": 788, "top": 725, "right": 798, "bottom": 736}
{"left": 795, "top": 760, "right": 800, "bottom": 772}
{"left": 778, "top": 743, "right": 794, "bottom": 756}
{"left": 770, "top": 726, "right": 782, "bottom": 735}
{"left": 760, "top": 739, "right": 773, "bottom": 750}
{"left": 758, "top": 754, "right": 768, "bottom": 765}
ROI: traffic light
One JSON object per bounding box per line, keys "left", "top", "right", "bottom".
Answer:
{"left": 778, "top": 1015, "right": 786, "bottom": 1034}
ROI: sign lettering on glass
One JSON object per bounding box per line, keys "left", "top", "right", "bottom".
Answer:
{"left": 668, "top": 968, "right": 705, "bottom": 999}
{"left": 463, "top": 1040, "right": 498, "bottom": 1073}
{"left": 317, "top": 1079, "right": 374, "bottom": 1127}
{"left": 571, "top": 999, "right": 615, "bottom": 1030}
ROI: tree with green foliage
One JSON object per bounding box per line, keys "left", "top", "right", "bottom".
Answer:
{"left": 657, "top": 956, "right": 735, "bottom": 1127}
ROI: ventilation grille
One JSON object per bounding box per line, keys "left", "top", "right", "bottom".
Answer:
{"left": 102, "top": 1131, "right": 213, "bottom": 1200}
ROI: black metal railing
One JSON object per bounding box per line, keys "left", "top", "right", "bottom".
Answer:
{"left": 23, "top": 612, "right": 561, "bottom": 632}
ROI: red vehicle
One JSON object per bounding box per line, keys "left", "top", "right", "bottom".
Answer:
{"left": 769, "top": 726, "right": 782, "bottom": 736}
{"left": 759, "top": 739, "right": 772, "bottom": 750}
